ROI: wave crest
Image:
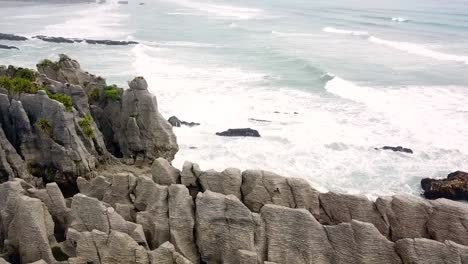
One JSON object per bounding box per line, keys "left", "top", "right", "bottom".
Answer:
{"left": 323, "top": 27, "right": 468, "bottom": 64}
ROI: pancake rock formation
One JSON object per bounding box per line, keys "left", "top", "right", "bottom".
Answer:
{"left": 0, "top": 56, "right": 467, "bottom": 264}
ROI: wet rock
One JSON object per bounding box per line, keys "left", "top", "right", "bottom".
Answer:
{"left": 0, "top": 33, "right": 28, "bottom": 41}
{"left": 84, "top": 39, "right": 138, "bottom": 45}
{"left": 0, "top": 45, "right": 18, "bottom": 50}
{"left": 379, "top": 146, "right": 413, "bottom": 154}
{"left": 421, "top": 171, "right": 468, "bottom": 200}
{"left": 32, "top": 36, "right": 138, "bottom": 45}
{"left": 216, "top": 128, "right": 260, "bottom": 137}
{"left": 33, "top": 35, "right": 75, "bottom": 44}
{"left": 248, "top": 118, "right": 271, "bottom": 123}
{"left": 168, "top": 116, "right": 182, "bottom": 127}
{"left": 168, "top": 116, "right": 200, "bottom": 127}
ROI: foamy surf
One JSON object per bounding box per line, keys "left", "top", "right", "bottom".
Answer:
{"left": 324, "top": 75, "right": 468, "bottom": 153}
{"left": 391, "top": 17, "right": 410, "bottom": 22}
{"left": 322, "top": 27, "right": 370, "bottom": 37}
{"left": 323, "top": 27, "right": 468, "bottom": 64}
{"left": 160, "top": 0, "right": 265, "bottom": 20}
{"left": 34, "top": 4, "right": 130, "bottom": 39}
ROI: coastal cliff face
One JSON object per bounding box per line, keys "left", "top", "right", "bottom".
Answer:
{"left": 1, "top": 57, "right": 468, "bottom": 264}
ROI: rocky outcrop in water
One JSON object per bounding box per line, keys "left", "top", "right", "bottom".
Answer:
{"left": 33, "top": 35, "right": 138, "bottom": 45}
{"left": 0, "top": 33, "right": 28, "bottom": 41}
{"left": 1, "top": 56, "right": 468, "bottom": 264}
{"left": 378, "top": 146, "right": 413, "bottom": 154}
{"left": 216, "top": 128, "right": 261, "bottom": 137}
{"left": 0, "top": 45, "right": 18, "bottom": 50}
{"left": 168, "top": 116, "right": 200, "bottom": 127}
{"left": 421, "top": 171, "right": 468, "bottom": 200}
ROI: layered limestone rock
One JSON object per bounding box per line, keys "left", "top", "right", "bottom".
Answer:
{"left": 0, "top": 56, "right": 178, "bottom": 195}
{"left": 3, "top": 163, "right": 468, "bottom": 264}
{"left": 3, "top": 56, "right": 468, "bottom": 264}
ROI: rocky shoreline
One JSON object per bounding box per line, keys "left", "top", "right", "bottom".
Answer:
{"left": 0, "top": 33, "right": 139, "bottom": 51}
{"left": 1, "top": 56, "right": 467, "bottom": 264}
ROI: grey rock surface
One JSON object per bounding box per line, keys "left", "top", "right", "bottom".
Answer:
{"left": 152, "top": 158, "right": 180, "bottom": 185}
{"left": 195, "top": 191, "right": 256, "bottom": 264}
{"left": 199, "top": 168, "right": 242, "bottom": 199}
{"left": 320, "top": 192, "right": 389, "bottom": 237}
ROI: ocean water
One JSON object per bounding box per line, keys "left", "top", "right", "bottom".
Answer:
{"left": 1, "top": 0, "right": 468, "bottom": 197}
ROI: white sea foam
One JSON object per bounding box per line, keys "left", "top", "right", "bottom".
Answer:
{"left": 161, "top": 0, "right": 265, "bottom": 20}
{"left": 322, "top": 27, "right": 370, "bottom": 37}
{"left": 144, "top": 41, "right": 219, "bottom": 48}
{"left": 35, "top": 4, "right": 130, "bottom": 39}
{"left": 392, "top": 17, "right": 410, "bottom": 22}
{"left": 325, "top": 75, "right": 468, "bottom": 153}
{"left": 130, "top": 44, "right": 468, "bottom": 197}
{"left": 271, "top": 31, "right": 320, "bottom": 37}
{"left": 323, "top": 27, "right": 468, "bottom": 64}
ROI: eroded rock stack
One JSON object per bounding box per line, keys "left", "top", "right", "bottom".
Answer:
{"left": 0, "top": 55, "right": 177, "bottom": 195}
{"left": 1, "top": 56, "right": 468, "bottom": 264}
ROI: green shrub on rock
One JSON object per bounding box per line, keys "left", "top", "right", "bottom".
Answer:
{"left": 37, "top": 59, "right": 59, "bottom": 70}
{"left": 13, "top": 68, "right": 36, "bottom": 81}
{"left": 104, "top": 84, "right": 120, "bottom": 101}
{"left": 36, "top": 118, "right": 53, "bottom": 136}
{"left": 0, "top": 76, "right": 40, "bottom": 94}
{"left": 89, "top": 88, "right": 100, "bottom": 101}
{"left": 46, "top": 91, "right": 73, "bottom": 112}
{"left": 78, "top": 114, "right": 94, "bottom": 138}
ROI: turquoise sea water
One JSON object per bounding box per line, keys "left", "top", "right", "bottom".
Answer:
{"left": 1, "top": 0, "right": 467, "bottom": 197}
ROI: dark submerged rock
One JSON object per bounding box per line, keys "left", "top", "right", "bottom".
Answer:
{"left": 421, "top": 171, "right": 468, "bottom": 200}
{"left": 33, "top": 35, "right": 138, "bottom": 46}
{"left": 0, "top": 44, "right": 19, "bottom": 50}
{"left": 33, "top": 35, "right": 75, "bottom": 44}
{"left": 168, "top": 116, "right": 200, "bottom": 127}
{"left": 0, "top": 33, "right": 28, "bottom": 41}
{"left": 216, "top": 128, "right": 260, "bottom": 137}
{"left": 378, "top": 146, "right": 413, "bottom": 154}
{"left": 85, "top": 39, "right": 139, "bottom": 45}
{"left": 248, "top": 118, "right": 271, "bottom": 123}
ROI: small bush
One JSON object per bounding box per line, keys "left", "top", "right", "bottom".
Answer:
{"left": 13, "top": 68, "right": 36, "bottom": 81}
{"left": 37, "top": 59, "right": 58, "bottom": 70}
{"left": 0, "top": 76, "right": 39, "bottom": 94}
{"left": 78, "top": 114, "right": 94, "bottom": 138}
{"left": 0, "top": 77, "right": 12, "bottom": 90}
{"left": 89, "top": 88, "right": 100, "bottom": 101}
{"left": 46, "top": 91, "right": 73, "bottom": 112}
{"left": 104, "top": 85, "right": 120, "bottom": 101}
{"left": 36, "top": 118, "right": 53, "bottom": 136}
